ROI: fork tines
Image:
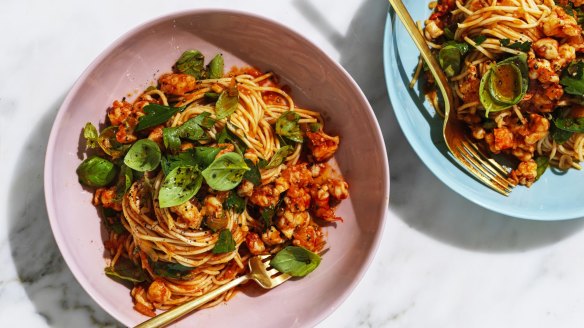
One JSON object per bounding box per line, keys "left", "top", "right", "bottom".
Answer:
{"left": 455, "top": 138, "right": 515, "bottom": 196}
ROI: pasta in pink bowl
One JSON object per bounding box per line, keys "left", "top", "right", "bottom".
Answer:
{"left": 44, "top": 9, "right": 389, "bottom": 327}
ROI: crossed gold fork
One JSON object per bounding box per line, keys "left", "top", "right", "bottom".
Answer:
{"left": 388, "top": 0, "right": 515, "bottom": 195}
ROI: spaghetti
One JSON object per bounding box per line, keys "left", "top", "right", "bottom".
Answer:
{"left": 422, "top": 0, "right": 584, "bottom": 186}
{"left": 77, "top": 50, "right": 349, "bottom": 316}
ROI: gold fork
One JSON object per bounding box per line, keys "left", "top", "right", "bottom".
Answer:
{"left": 134, "top": 255, "right": 290, "bottom": 328}
{"left": 388, "top": 0, "right": 515, "bottom": 195}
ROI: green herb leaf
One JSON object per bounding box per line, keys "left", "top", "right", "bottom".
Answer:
{"left": 205, "top": 92, "right": 220, "bottom": 100}
{"left": 479, "top": 53, "right": 529, "bottom": 116}
{"left": 443, "top": 26, "right": 455, "bottom": 40}
{"left": 98, "top": 126, "right": 130, "bottom": 158}
{"left": 161, "top": 147, "right": 221, "bottom": 175}
{"left": 114, "top": 164, "right": 133, "bottom": 201}
{"left": 269, "top": 246, "right": 321, "bottom": 277}
{"left": 500, "top": 39, "right": 532, "bottom": 52}
{"left": 473, "top": 35, "right": 487, "bottom": 46}
{"left": 215, "top": 88, "right": 239, "bottom": 119}
{"left": 207, "top": 54, "right": 224, "bottom": 79}
{"left": 83, "top": 122, "right": 99, "bottom": 149}
{"left": 263, "top": 145, "right": 293, "bottom": 169}
{"left": 243, "top": 158, "right": 261, "bottom": 186}
{"left": 551, "top": 123, "right": 574, "bottom": 144}
{"left": 224, "top": 191, "right": 246, "bottom": 214}
{"left": 151, "top": 260, "right": 194, "bottom": 280}
{"left": 554, "top": 117, "right": 584, "bottom": 132}
{"left": 105, "top": 257, "right": 147, "bottom": 283}
{"left": 535, "top": 156, "right": 549, "bottom": 181}
{"left": 135, "top": 104, "right": 185, "bottom": 132}
{"left": 212, "top": 229, "right": 236, "bottom": 254}
{"left": 123, "top": 139, "right": 161, "bottom": 172}
{"left": 159, "top": 166, "right": 203, "bottom": 208}
{"left": 102, "top": 207, "right": 126, "bottom": 234}
{"left": 76, "top": 156, "right": 118, "bottom": 187}
{"left": 202, "top": 152, "right": 249, "bottom": 191}
{"left": 175, "top": 50, "right": 206, "bottom": 79}
{"left": 275, "top": 111, "right": 304, "bottom": 143}
{"left": 308, "top": 122, "right": 322, "bottom": 132}
{"left": 439, "top": 45, "right": 463, "bottom": 77}
{"left": 560, "top": 60, "right": 584, "bottom": 97}
{"left": 163, "top": 119, "right": 205, "bottom": 152}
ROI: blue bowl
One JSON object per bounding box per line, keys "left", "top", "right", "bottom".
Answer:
{"left": 383, "top": 3, "right": 584, "bottom": 220}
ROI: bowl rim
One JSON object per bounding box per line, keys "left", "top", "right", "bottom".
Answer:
{"left": 44, "top": 8, "right": 390, "bottom": 326}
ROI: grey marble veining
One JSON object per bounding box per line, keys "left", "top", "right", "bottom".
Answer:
{"left": 3, "top": 0, "right": 584, "bottom": 327}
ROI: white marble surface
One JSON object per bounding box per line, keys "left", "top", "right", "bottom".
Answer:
{"left": 3, "top": 0, "right": 584, "bottom": 327}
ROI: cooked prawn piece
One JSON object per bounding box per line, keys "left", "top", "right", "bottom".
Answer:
{"left": 458, "top": 65, "right": 480, "bottom": 103}
{"left": 245, "top": 232, "right": 266, "bottom": 255}
{"left": 292, "top": 224, "right": 324, "bottom": 253}
{"left": 509, "top": 159, "right": 538, "bottom": 187}
{"left": 147, "top": 279, "right": 172, "bottom": 304}
{"left": 306, "top": 130, "right": 340, "bottom": 162}
{"left": 540, "top": 6, "right": 582, "bottom": 38}
{"left": 170, "top": 200, "right": 203, "bottom": 229}
{"left": 528, "top": 57, "right": 559, "bottom": 84}
{"left": 108, "top": 100, "right": 133, "bottom": 126}
{"left": 158, "top": 73, "right": 197, "bottom": 95}
{"left": 533, "top": 38, "right": 559, "bottom": 60}
{"left": 276, "top": 210, "right": 309, "bottom": 239}
{"left": 93, "top": 186, "right": 122, "bottom": 211}
{"left": 261, "top": 226, "right": 285, "bottom": 246}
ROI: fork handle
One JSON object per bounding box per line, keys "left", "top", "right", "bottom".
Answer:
{"left": 134, "top": 274, "right": 250, "bottom": 328}
{"left": 387, "top": 0, "right": 453, "bottom": 115}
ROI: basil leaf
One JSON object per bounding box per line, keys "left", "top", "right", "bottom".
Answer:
{"left": 535, "top": 156, "right": 549, "bottom": 181}
{"left": 207, "top": 54, "right": 224, "bottom": 79}
{"left": 114, "top": 164, "right": 133, "bottom": 201}
{"left": 500, "top": 39, "right": 531, "bottom": 52}
{"left": 135, "top": 104, "right": 184, "bottom": 132}
{"left": 105, "top": 257, "right": 147, "bottom": 283}
{"left": 215, "top": 88, "right": 239, "bottom": 119}
{"left": 158, "top": 166, "right": 203, "bottom": 208}
{"left": 162, "top": 112, "right": 215, "bottom": 153}
{"left": 212, "top": 229, "right": 236, "bottom": 254}
{"left": 276, "top": 111, "right": 304, "bottom": 143}
{"left": 193, "top": 146, "right": 221, "bottom": 168}
{"left": 76, "top": 156, "right": 118, "bottom": 187}
{"left": 102, "top": 207, "right": 126, "bottom": 234}
{"left": 83, "top": 122, "right": 99, "bottom": 149}
{"left": 216, "top": 127, "right": 247, "bottom": 155}
{"left": 123, "top": 139, "right": 161, "bottom": 172}
{"left": 98, "top": 126, "right": 130, "bottom": 158}
{"left": 439, "top": 45, "right": 463, "bottom": 77}
{"left": 560, "top": 61, "right": 584, "bottom": 97}
{"left": 308, "top": 122, "right": 322, "bottom": 132}
{"left": 224, "top": 191, "right": 246, "bottom": 214}
{"left": 443, "top": 40, "right": 469, "bottom": 56}
{"left": 192, "top": 111, "right": 216, "bottom": 129}
{"left": 151, "top": 260, "right": 194, "bottom": 280}
{"left": 269, "top": 246, "right": 321, "bottom": 277}
{"left": 551, "top": 123, "right": 574, "bottom": 144}
{"left": 175, "top": 50, "right": 206, "bottom": 79}
{"left": 554, "top": 117, "right": 584, "bottom": 132}
{"left": 202, "top": 152, "right": 249, "bottom": 191}
{"left": 243, "top": 158, "right": 261, "bottom": 186}
{"left": 261, "top": 206, "right": 276, "bottom": 227}
{"left": 264, "top": 145, "right": 293, "bottom": 169}
{"left": 479, "top": 53, "right": 529, "bottom": 116}
{"left": 205, "top": 92, "right": 220, "bottom": 100}
{"left": 473, "top": 35, "right": 487, "bottom": 45}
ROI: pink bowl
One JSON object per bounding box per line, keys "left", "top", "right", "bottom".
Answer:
{"left": 44, "top": 9, "right": 389, "bottom": 327}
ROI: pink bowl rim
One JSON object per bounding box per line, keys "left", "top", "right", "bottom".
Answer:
{"left": 44, "top": 8, "right": 390, "bottom": 326}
